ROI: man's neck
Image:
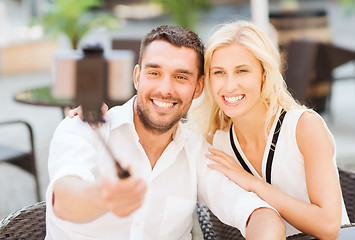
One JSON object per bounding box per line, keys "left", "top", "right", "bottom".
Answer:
{"left": 133, "top": 113, "right": 176, "bottom": 169}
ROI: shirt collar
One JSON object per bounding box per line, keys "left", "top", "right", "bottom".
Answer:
{"left": 172, "top": 121, "right": 186, "bottom": 145}
{"left": 108, "top": 96, "right": 136, "bottom": 130}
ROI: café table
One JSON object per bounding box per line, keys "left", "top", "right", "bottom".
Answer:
{"left": 13, "top": 85, "right": 76, "bottom": 118}
{"left": 13, "top": 85, "right": 129, "bottom": 118}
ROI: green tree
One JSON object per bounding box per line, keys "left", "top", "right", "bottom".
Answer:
{"left": 340, "top": 0, "right": 355, "bottom": 14}
{"left": 152, "top": 0, "right": 210, "bottom": 31}
{"left": 34, "top": 0, "right": 119, "bottom": 49}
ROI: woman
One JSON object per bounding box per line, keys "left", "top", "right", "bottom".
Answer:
{"left": 187, "top": 20, "right": 349, "bottom": 239}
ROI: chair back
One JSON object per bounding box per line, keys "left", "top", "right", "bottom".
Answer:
{"left": 339, "top": 167, "right": 355, "bottom": 223}
{"left": 0, "top": 120, "right": 41, "bottom": 201}
{"left": 0, "top": 202, "right": 46, "bottom": 239}
{"left": 284, "top": 39, "right": 355, "bottom": 113}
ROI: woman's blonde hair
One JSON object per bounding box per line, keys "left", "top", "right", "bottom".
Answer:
{"left": 187, "top": 20, "right": 305, "bottom": 137}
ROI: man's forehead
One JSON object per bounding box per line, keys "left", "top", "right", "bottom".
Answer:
{"left": 142, "top": 40, "right": 199, "bottom": 72}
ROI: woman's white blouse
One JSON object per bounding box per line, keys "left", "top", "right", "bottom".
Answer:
{"left": 213, "top": 108, "right": 350, "bottom": 237}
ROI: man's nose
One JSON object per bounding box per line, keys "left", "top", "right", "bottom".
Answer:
{"left": 157, "top": 76, "right": 174, "bottom": 95}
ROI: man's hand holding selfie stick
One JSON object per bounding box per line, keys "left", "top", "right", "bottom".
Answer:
{"left": 52, "top": 46, "right": 145, "bottom": 223}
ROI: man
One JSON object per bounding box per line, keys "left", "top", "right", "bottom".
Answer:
{"left": 46, "top": 25, "right": 285, "bottom": 239}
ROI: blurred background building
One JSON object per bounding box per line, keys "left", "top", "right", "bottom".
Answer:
{"left": 0, "top": 0, "right": 355, "bottom": 239}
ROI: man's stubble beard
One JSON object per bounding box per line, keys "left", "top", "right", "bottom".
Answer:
{"left": 136, "top": 96, "right": 193, "bottom": 134}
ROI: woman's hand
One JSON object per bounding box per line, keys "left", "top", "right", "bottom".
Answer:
{"left": 206, "top": 148, "right": 259, "bottom": 192}
{"left": 68, "top": 103, "right": 109, "bottom": 129}
{"left": 68, "top": 103, "right": 109, "bottom": 119}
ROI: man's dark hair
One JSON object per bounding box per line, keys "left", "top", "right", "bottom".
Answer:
{"left": 139, "top": 25, "right": 205, "bottom": 78}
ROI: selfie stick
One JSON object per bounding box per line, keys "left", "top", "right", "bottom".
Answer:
{"left": 75, "top": 46, "right": 130, "bottom": 179}
{"left": 94, "top": 129, "right": 131, "bottom": 179}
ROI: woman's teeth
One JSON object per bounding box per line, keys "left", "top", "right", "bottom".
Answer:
{"left": 224, "top": 95, "right": 243, "bottom": 103}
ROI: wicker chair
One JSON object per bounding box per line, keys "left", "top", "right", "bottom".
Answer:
{"left": 339, "top": 167, "right": 355, "bottom": 223}
{"left": 197, "top": 166, "right": 355, "bottom": 240}
{"left": 0, "top": 202, "right": 46, "bottom": 239}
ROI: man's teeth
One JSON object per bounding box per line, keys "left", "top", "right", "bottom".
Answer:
{"left": 153, "top": 100, "right": 174, "bottom": 108}
{"left": 224, "top": 95, "right": 243, "bottom": 103}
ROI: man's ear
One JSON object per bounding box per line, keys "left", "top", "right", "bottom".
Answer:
{"left": 133, "top": 64, "right": 140, "bottom": 90}
{"left": 193, "top": 75, "right": 204, "bottom": 99}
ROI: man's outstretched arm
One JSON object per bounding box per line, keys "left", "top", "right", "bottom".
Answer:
{"left": 52, "top": 174, "right": 147, "bottom": 223}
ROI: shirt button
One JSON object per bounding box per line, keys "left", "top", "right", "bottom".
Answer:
{"left": 134, "top": 221, "right": 142, "bottom": 228}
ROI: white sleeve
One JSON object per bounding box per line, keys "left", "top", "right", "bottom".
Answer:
{"left": 196, "top": 140, "right": 277, "bottom": 237}
{"left": 46, "top": 116, "right": 106, "bottom": 205}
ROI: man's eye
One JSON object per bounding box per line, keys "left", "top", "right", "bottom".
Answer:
{"left": 176, "top": 75, "right": 187, "bottom": 80}
{"left": 149, "top": 72, "right": 159, "bottom": 76}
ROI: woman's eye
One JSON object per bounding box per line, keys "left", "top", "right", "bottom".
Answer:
{"left": 237, "top": 69, "right": 247, "bottom": 73}
{"left": 213, "top": 71, "right": 223, "bottom": 75}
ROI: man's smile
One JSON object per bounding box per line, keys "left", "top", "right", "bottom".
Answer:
{"left": 151, "top": 99, "right": 176, "bottom": 112}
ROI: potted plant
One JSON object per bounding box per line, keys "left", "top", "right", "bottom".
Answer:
{"left": 34, "top": 0, "right": 119, "bottom": 49}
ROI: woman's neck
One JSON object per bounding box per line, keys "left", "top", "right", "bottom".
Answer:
{"left": 231, "top": 104, "right": 270, "bottom": 147}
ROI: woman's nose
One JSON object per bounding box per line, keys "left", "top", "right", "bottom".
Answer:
{"left": 225, "top": 75, "right": 238, "bottom": 92}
